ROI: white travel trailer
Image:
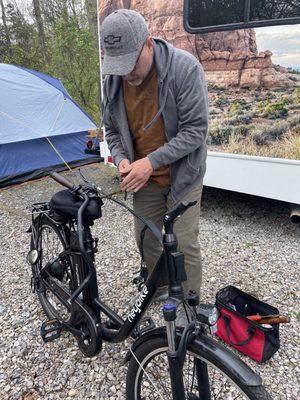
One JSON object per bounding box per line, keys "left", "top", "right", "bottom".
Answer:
{"left": 183, "top": 0, "right": 300, "bottom": 221}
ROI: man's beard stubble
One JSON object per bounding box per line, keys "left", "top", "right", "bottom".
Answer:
{"left": 126, "top": 57, "right": 153, "bottom": 87}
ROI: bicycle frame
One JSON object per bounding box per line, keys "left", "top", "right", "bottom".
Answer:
{"left": 37, "top": 211, "right": 181, "bottom": 343}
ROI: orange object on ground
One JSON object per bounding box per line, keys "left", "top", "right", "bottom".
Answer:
{"left": 247, "top": 314, "right": 290, "bottom": 324}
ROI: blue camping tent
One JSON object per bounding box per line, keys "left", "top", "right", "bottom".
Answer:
{"left": 0, "top": 63, "right": 99, "bottom": 187}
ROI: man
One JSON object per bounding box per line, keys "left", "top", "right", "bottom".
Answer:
{"left": 101, "top": 9, "right": 208, "bottom": 299}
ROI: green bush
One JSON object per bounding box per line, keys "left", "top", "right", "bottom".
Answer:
{"left": 209, "top": 124, "right": 235, "bottom": 145}
{"left": 257, "top": 100, "right": 269, "bottom": 112}
{"left": 233, "top": 125, "right": 249, "bottom": 136}
{"left": 280, "top": 95, "right": 293, "bottom": 105}
{"left": 225, "top": 114, "right": 253, "bottom": 126}
{"left": 265, "top": 101, "right": 288, "bottom": 119}
{"left": 229, "top": 101, "right": 243, "bottom": 115}
{"left": 214, "top": 94, "right": 229, "bottom": 108}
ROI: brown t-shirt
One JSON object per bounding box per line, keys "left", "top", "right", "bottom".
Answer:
{"left": 123, "top": 63, "right": 170, "bottom": 188}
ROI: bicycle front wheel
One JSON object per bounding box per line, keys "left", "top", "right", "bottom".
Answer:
{"left": 126, "top": 335, "right": 272, "bottom": 400}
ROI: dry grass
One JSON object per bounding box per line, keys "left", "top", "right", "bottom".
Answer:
{"left": 227, "top": 131, "right": 300, "bottom": 160}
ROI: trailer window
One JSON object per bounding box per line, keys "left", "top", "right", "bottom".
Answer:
{"left": 184, "top": 0, "right": 300, "bottom": 33}
{"left": 250, "top": 1, "right": 300, "bottom": 21}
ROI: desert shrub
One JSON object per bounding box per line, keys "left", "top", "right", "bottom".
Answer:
{"left": 208, "top": 124, "right": 234, "bottom": 145}
{"left": 225, "top": 114, "right": 252, "bottom": 125}
{"left": 253, "top": 93, "right": 262, "bottom": 102}
{"left": 233, "top": 125, "right": 250, "bottom": 136}
{"left": 266, "top": 92, "right": 276, "bottom": 100}
{"left": 214, "top": 94, "right": 229, "bottom": 108}
{"left": 229, "top": 101, "right": 243, "bottom": 115}
{"left": 280, "top": 95, "right": 293, "bottom": 105}
{"left": 257, "top": 100, "right": 268, "bottom": 112}
{"left": 292, "top": 87, "right": 300, "bottom": 104}
{"left": 252, "top": 122, "right": 288, "bottom": 145}
{"left": 289, "top": 116, "right": 300, "bottom": 134}
{"left": 238, "top": 114, "right": 253, "bottom": 124}
{"left": 265, "top": 101, "right": 288, "bottom": 119}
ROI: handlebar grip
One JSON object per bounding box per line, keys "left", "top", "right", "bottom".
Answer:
{"left": 50, "top": 171, "right": 76, "bottom": 190}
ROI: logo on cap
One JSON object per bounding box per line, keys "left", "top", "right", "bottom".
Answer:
{"left": 104, "top": 35, "right": 122, "bottom": 46}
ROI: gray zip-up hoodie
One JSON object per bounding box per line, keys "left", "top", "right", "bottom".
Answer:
{"left": 103, "top": 38, "right": 208, "bottom": 202}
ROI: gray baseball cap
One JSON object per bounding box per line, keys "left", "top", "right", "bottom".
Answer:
{"left": 101, "top": 9, "right": 149, "bottom": 76}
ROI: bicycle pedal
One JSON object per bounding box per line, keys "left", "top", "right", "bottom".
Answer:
{"left": 40, "top": 319, "right": 62, "bottom": 342}
{"left": 132, "top": 317, "right": 156, "bottom": 338}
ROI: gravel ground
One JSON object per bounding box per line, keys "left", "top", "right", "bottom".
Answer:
{"left": 0, "top": 163, "right": 299, "bottom": 400}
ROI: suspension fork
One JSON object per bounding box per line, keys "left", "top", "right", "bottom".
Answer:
{"left": 163, "top": 303, "right": 196, "bottom": 400}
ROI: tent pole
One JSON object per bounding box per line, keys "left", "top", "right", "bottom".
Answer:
{"left": 97, "top": 0, "right": 108, "bottom": 164}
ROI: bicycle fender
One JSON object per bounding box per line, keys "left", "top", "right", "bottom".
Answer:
{"left": 193, "top": 332, "right": 262, "bottom": 387}
{"left": 124, "top": 327, "right": 166, "bottom": 363}
{"left": 125, "top": 327, "right": 262, "bottom": 387}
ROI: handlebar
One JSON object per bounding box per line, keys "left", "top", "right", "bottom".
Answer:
{"left": 163, "top": 201, "right": 197, "bottom": 234}
{"left": 50, "top": 171, "right": 77, "bottom": 191}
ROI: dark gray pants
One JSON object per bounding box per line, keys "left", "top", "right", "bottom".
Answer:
{"left": 133, "top": 182, "right": 203, "bottom": 295}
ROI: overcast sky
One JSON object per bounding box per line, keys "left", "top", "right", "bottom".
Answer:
{"left": 255, "top": 25, "right": 300, "bottom": 68}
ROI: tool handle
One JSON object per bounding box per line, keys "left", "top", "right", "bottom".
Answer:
{"left": 257, "top": 316, "right": 290, "bottom": 325}
{"left": 247, "top": 315, "right": 263, "bottom": 321}
{"left": 247, "top": 314, "right": 290, "bottom": 324}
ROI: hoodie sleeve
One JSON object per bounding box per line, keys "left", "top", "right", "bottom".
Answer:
{"left": 147, "top": 62, "right": 208, "bottom": 170}
{"left": 103, "top": 81, "right": 128, "bottom": 167}
{"left": 104, "top": 113, "right": 128, "bottom": 167}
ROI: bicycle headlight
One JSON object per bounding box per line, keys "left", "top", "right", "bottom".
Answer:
{"left": 27, "top": 249, "right": 39, "bottom": 265}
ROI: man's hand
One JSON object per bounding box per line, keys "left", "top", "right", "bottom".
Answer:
{"left": 118, "top": 158, "right": 131, "bottom": 177}
{"left": 120, "top": 157, "right": 153, "bottom": 192}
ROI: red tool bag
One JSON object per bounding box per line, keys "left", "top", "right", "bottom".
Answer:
{"left": 215, "top": 286, "right": 280, "bottom": 363}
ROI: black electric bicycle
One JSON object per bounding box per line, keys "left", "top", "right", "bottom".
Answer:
{"left": 27, "top": 171, "right": 272, "bottom": 400}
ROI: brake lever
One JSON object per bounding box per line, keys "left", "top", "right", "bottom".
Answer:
{"left": 77, "top": 168, "right": 86, "bottom": 182}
